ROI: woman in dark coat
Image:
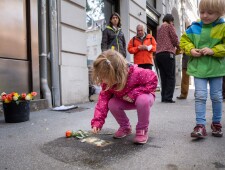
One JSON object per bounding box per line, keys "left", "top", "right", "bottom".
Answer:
{"left": 101, "top": 12, "right": 126, "bottom": 58}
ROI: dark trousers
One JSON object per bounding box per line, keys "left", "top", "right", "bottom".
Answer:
{"left": 155, "top": 52, "right": 176, "bottom": 101}
{"left": 138, "top": 64, "right": 153, "bottom": 70}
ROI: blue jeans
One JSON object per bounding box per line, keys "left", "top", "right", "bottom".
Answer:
{"left": 194, "top": 77, "right": 223, "bottom": 125}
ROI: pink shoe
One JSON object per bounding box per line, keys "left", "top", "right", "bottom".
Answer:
{"left": 133, "top": 130, "right": 148, "bottom": 144}
{"left": 113, "top": 127, "right": 132, "bottom": 139}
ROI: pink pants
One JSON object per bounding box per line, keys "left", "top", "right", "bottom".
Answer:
{"left": 108, "top": 93, "right": 155, "bottom": 131}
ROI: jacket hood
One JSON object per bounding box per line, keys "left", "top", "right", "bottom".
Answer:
{"left": 190, "top": 17, "right": 225, "bottom": 29}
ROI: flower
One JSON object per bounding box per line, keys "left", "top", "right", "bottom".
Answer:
{"left": 0, "top": 92, "right": 37, "bottom": 104}
{"left": 65, "top": 130, "right": 73, "bottom": 138}
{"left": 65, "top": 130, "right": 89, "bottom": 139}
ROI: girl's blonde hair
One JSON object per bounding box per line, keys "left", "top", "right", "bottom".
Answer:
{"left": 199, "top": 0, "right": 225, "bottom": 16}
{"left": 92, "top": 49, "right": 128, "bottom": 91}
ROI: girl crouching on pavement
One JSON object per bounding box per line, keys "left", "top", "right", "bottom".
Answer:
{"left": 91, "top": 49, "right": 158, "bottom": 144}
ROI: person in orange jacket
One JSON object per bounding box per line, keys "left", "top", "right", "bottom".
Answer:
{"left": 127, "top": 24, "right": 157, "bottom": 70}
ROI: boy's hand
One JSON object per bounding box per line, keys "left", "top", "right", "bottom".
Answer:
{"left": 190, "top": 49, "right": 202, "bottom": 57}
{"left": 92, "top": 127, "right": 101, "bottom": 134}
{"left": 199, "top": 47, "right": 214, "bottom": 56}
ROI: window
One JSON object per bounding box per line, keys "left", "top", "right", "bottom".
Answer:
{"left": 86, "top": 0, "right": 105, "bottom": 29}
{"left": 86, "top": 0, "right": 119, "bottom": 30}
{"left": 86, "top": 0, "right": 119, "bottom": 61}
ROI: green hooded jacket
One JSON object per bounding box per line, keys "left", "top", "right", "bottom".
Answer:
{"left": 180, "top": 18, "right": 225, "bottom": 78}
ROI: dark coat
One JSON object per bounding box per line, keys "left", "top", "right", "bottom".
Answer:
{"left": 101, "top": 26, "right": 126, "bottom": 58}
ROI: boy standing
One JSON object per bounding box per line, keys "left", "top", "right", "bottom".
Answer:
{"left": 180, "top": 0, "right": 225, "bottom": 138}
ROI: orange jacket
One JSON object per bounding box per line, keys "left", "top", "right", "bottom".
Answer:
{"left": 127, "top": 34, "right": 157, "bottom": 65}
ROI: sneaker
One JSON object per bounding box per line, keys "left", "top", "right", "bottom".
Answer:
{"left": 133, "top": 130, "right": 148, "bottom": 144}
{"left": 191, "top": 124, "right": 207, "bottom": 138}
{"left": 211, "top": 123, "right": 223, "bottom": 137}
{"left": 113, "top": 127, "right": 132, "bottom": 139}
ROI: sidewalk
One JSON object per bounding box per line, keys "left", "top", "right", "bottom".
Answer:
{"left": 0, "top": 88, "right": 225, "bottom": 170}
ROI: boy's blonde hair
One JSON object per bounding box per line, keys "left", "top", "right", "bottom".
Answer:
{"left": 199, "top": 0, "right": 225, "bottom": 16}
{"left": 92, "top": 49, "right": 128, "bottom": 91}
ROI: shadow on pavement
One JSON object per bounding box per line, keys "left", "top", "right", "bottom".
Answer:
{"left": 41, "top": 128, "right": 162, "bottom": 169}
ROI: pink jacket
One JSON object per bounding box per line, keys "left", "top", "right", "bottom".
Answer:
{"left": 91, "top": 65, "right": 158, "bottom": 129}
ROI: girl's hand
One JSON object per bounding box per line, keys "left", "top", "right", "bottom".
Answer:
{"left": 92, "top": 127, "right": 101, "bottom": 134}
{"left": 123, "top": 95, "right": 133, "bottom": 103}
{"left": 199, "top": 47, "right": 214, "bottom": 56}
{"left": 190, "top": 49, "right": 202, "bottom": 57}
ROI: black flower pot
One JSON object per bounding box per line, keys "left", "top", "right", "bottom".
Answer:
{"left": 3, "top": 101, "right": 30, "bottom": 123}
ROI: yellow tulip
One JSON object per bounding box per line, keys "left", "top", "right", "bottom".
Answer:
{"left": 25, "top": 94, "right": 32, "bottom": 100}
{"left": 4, "top": 99, "right": 10, "bottom": 103}
{"left": 13, "top": 96, "right": 19, "bottom": 101}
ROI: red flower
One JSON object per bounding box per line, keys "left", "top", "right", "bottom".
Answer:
{"left": 6, "top": 94, "right": 13, "bottom": 102}
{"left": 1, "top": 95, "right": 6, "bottom": 101}
{"left": 21, "top": 93, "right": 26, "bottom": 99}
{"left": 31, "top": 92, "right": 37, "bottom": 97}
{"left": 65, "top": 130, "right": 72, "bottom": 138}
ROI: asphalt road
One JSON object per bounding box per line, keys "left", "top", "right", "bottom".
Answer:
{"left": 0, "top": 88, "right": 225, "bottom": 170}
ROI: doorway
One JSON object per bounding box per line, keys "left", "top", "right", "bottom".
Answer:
{"left": 0, "top": 0, "right": 39, "bottom": 94}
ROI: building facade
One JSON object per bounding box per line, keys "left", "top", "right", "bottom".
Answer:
{"left": 0, "top": 0, "right": 199, "bottom": 107}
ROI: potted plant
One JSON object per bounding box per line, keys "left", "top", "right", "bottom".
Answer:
{"left": 0, "top": 92, "right": 37, "bottom": 123}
